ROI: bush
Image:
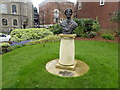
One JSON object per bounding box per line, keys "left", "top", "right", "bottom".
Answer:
{"left": 0, "top": 43, "right": 11, "bottom": 54}
{"left": 84, "top": 31, "right": 97, "bottom": 38}
{"left": 49, "top": 24, "right": 62, "bottom": 34}
{"left": 74, "top": 18, "right": 100, "bottom": 38}
{"left": 49, "top": 18, "right": 100, "bottom": 38}
{"left": 101, "top": 34, "right": 115, "bottom": 40}
{"left": 73, "top": 26, "right": 83, "bottom": 37}
{"left": 0, "top": 43, "right": 10, "bottom": 47}
{"left": 110, "top": 10, "right": 120, "bottom": 23}
{"left": 10, "top": 28, "right": 53, "bottom": 42}
{"left": 26, "top": 35, "right": 60, "bottom": 45}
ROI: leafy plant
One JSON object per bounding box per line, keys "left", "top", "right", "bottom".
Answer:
{"left": 74, "top": 18, "right": 100, "bottom": 38}
{"left": 10, "top": 28, "right": 53, "bottom": 42}
{"left": 49, "top": 24, "right": 62, "bottom": 34}
{"left": 101, "top": 34, "right": 115, "bottom": 40}
{"left": 0, "top": 43, "right": 11, "bottom": 54}
{"left": 0, "top": 43, "right": 10, "bottom": 47}
{"left": 73, "top": 26, "right": 83, "bottom": 37}
{"left": 84, "top": 31, "right": 97, "bottom": 38}
{"left": 110, "top": 10, "right": 120, "bottom": 23}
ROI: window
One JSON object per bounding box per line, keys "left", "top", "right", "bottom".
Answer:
{"left": 54, "top": 9, "right": 59, "bottom": 18}
{"left": 13, "top": 19, "right": 17, "bottom": 26}
{"left": 54, "top": 9, "right": 59, "bottom": 23}
{"left": 12, "top": 5, "right": 17, "bottom": 13}
{"left": 78, "top": 2, "right": 82, "bottom": 10}
{"left": 100, "top": 0, "right": 105, "bottom": 6}
{"left": 2, "top": 18, "right": 7, "bottom": 26}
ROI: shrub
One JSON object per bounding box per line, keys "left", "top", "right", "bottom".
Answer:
{"left": 0, "top": 43, "right": 10, "bottom": 47}
{"left": 26, "top": 35, "right": 60, "bottom": 45}
{"left": 73, "top": 26, "right": 83, "bottom": 37}
{"left": 101, "top": 34, "right": 115, "bottom": 40}
{"left": 84, "top": 31, "right": 97, "bottom": 38}
{"left": 0, "top": 43, "right": 11, "bottom": 54}
{"left": 74, "top": 18, "right": 100, "bottom": 38}
{"left": 49, "top": 18, "right": 100, "bottom": 38}
{"left": 49, "top": 24, "right": 62, "bottom": 34}
{"left": 2, "top": 41, "right": 13, "bottom": 44}
{"left": 110, "top": 10, "right": 120, "bottom": 23}
{"left": 10, "top": 28, "right": 53, "bottom": 42}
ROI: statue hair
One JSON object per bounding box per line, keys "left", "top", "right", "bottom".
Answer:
{"left": 64, "top": 8, "right": 73, "bottom": 15}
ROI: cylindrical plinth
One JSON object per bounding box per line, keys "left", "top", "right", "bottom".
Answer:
{"left": 59, "top": 34, "right": 76, "bottom": 66}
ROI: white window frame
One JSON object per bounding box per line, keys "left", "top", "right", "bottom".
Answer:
{"left": 54, "top": 9, "right": 59, "bottom": 18}
{"left": 12, "top": 18, "right": 19, "bottom": 27}
{"left": 2, "top": 17, "right": 9, "bottom": 27}
{"left": 100, "top": 0, "right": 105, "bottom": 6}
{"left": 54, "top": 9, "right": 59, "bottom": 23}
{"left": 78, "top": 2, "right": 82, "bottom": 10}
{"left": 11, "top": 4, "right": 18, "bottom": 14}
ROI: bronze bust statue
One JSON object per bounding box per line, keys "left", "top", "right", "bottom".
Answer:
{"left": 60, "top": 8, "right": 78, "bottom": 34}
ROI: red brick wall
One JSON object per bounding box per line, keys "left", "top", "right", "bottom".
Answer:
{"left": 76, "top": 2, "right": 119, "bottom": 30}
{"left": 39, "top": 2, "right": 74, "bottom": 25}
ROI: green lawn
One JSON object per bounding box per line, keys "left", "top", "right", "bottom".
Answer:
{"left": 2, "top": 40, "right": 118, "bottom": 88}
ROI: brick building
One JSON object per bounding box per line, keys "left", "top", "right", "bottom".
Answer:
{"left": 76, "top": 1, "right": 119, "bottom": 31}
{"left": 39, "top": 1, "right": 75, "bottom": 25}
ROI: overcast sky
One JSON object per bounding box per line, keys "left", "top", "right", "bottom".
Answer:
{"left": 32, "top": 0, "right": 76, "bottom": 8}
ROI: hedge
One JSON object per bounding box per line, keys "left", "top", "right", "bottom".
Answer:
{"left": 10, "top": 28, "right": 53, "bottom": 42}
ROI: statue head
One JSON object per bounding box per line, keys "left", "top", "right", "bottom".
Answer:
{"left": 65, "top": 8, "right": 73, "bottom": 19}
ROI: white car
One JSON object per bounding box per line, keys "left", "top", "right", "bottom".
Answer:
{"left": 0, "top": 34, "right": 11, "bottom": 42}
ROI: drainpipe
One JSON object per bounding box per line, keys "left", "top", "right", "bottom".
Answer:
{"left": 20, "top": 2, "right": 22, "bottom": 29}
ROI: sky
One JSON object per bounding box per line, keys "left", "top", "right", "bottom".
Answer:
{"left": 32, "top": 0, "right": 76, "bottom": 9}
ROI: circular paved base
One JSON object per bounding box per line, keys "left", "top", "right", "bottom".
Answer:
{"left": 46, "top": 59, "right": 89, "bottom": 77}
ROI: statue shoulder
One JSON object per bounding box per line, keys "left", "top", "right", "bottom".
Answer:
{"left": 71, "top": 19, "right": 78, "bottom": 26}
{"left": 60, "top": 19, "right": 67, "bottom": 26}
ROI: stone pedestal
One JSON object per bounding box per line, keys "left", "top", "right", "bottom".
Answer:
{"left": 55, "top": 34, "right": 76, "bottom": 70}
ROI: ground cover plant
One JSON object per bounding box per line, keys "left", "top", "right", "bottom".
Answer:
{"left": 101, "top": 34, "right": 115, "bottom": 40}
{"left": 2, "top": 40, "right": 118, "bottom": 88}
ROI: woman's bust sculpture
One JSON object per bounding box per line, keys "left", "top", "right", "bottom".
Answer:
{"left": 60, "top": 8, "right": 78, "bottom": 34}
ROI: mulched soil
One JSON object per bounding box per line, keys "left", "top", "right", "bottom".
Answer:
{"left": 75, "top": 35, "right": 119, "bottom": 43}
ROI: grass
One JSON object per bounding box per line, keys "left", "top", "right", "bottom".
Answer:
{"left": 2, "top": 40, "right": 118, "bottom": 88}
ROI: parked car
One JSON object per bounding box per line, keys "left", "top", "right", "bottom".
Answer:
{"left": 0, "top": 33, "right": 11, "bottom": 42}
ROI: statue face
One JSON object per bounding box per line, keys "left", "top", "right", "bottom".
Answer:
{"left": 65, "top": 9, "right": 72, "bottom": 19}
